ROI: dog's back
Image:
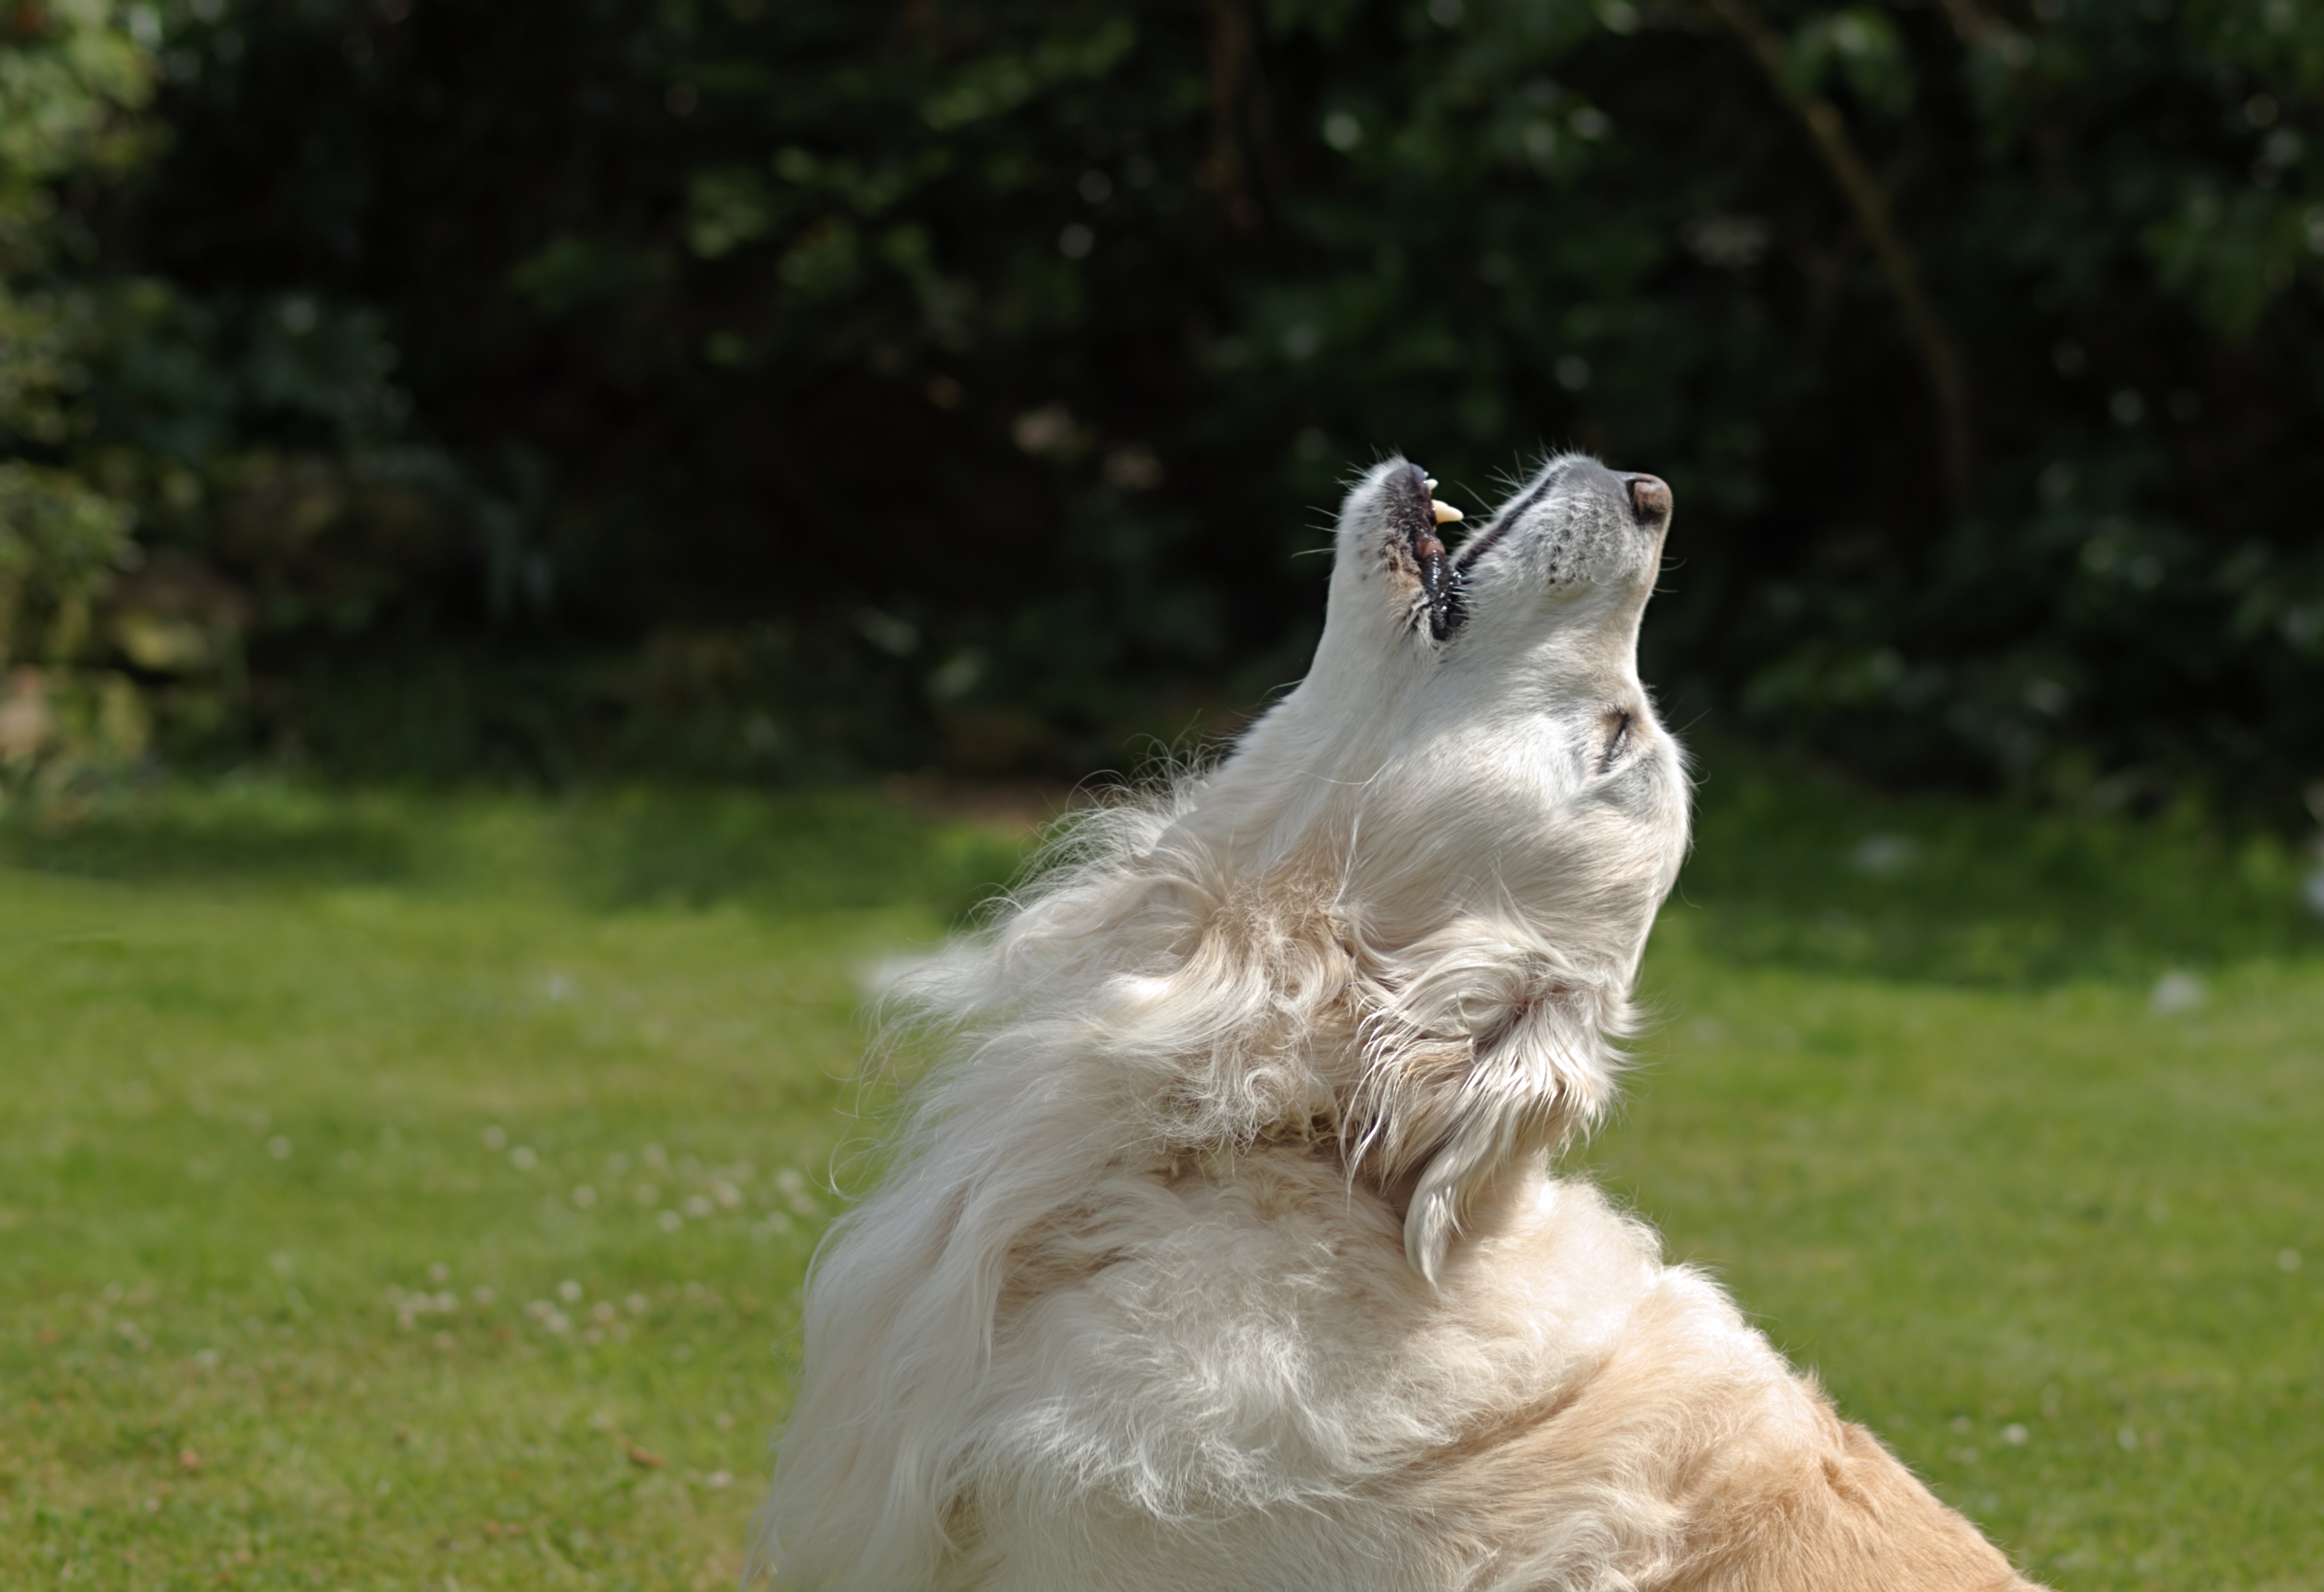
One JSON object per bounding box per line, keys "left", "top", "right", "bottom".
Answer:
{"left": 761, "top": 459, "right": 2041, "bottom": 1591}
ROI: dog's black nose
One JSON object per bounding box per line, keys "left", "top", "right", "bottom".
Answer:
{"left": 1625, "top": 475, "right": 1672, "bottom": 523}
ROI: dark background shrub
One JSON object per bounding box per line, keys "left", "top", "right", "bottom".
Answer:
{"left": 7, "top": 0, "right": 2322, "bottom": 813}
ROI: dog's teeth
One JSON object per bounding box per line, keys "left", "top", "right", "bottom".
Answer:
{"left": 1431, "top": 500, "right": 1463, "bottom": 523}
{"left": 1423, "top": 477, "right": 1439, "bottom": 492}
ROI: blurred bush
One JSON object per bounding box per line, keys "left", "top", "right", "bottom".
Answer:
{"left": 7, "top": 1, "right": 2324, "bottom": 808}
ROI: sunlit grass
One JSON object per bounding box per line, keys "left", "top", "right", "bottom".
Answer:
{"left": 0, "top": 769, "right": 2317, "bottom": 1589}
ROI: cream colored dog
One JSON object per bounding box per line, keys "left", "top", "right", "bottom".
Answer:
{"left": 760, "top": 457, "right": 2043, "bottom": 1591}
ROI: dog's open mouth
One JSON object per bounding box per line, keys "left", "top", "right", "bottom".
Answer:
{"left": 1393, "top": 462, "right": 1466, "bottom": 642}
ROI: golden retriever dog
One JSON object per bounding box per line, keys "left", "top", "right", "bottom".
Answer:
{"left": 760, "top": 456, "right": 2044, "bottom": 1591}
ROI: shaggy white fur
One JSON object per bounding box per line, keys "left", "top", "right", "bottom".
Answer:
{"left": 759, "top": 456, "right": 2044, "bottom": 1591}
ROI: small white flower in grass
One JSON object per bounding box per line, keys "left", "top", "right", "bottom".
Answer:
{"left": 509, "top": 1146, "right": 537, "bottom": 1171}
{"left": 2002, "top": 1424, "right": 2028, "bottom": 1445}
{"left": 641, "top": 1143, "right": 668, "bottom": 1170}
{"left": 2280, "top": 1248, "right": 2302, "bottom": 1272}
{"left": 472, "top": 1286, "right": 496, "bottom": 1306}
{"left": 556, "top": 1280, "right": 582, "bottom": 1304}
{"left": 433, "top": 1291, "right": 456, "bottom": 1312}
{"left": 545, "top": 1312, "right": 572, "bottom": 1335}
{"left": 625, "top": 1294, "right": 648, "bottom": 1315}
{"left": 433, "top": 1331, "right": 455, "bottom": 1352}
{"left": 714, "top": 1182, "right": 742, "bottom": 1209}
{"left": 591, "top": 1301, "right": 615, "bottom": 1324}
{"left": 775, "top": 1167, "right": 806, "bottom": 1196}
{"left": 571, "top": 1185, "right": 597, "bottom": 1209}
{"left": 482, "top": 1125, "right": 507, "bottom": 1151}
{"left": 525, "top": 1299, "right": 550, "bottom": 1320}
{"left": 1849, "top": 833, "right": 1919, "bottom": 877}
{"left": 588, "top": 1409, "right": 614, "bottom": 1431}
{"left": 266, "top": 1136, "right": 291, "bottom": 1160}
{"left": 706, "top": 1469, "right": 734, "bottom": 1489}
{"left": 635, "top": 1183, "right": 659, "bottom": 1206}
{"left": 657, "top": 1210, "right": 683, "bottom": 1233}
{"left": 2150, "top": 971, "right": 2204, "bottom": 1015}
{"left": 683, "top": 1195, "right": 713, "bottom": 1219}
{"left": 2117, "top": 1426, "right": 2139, "bottom": 1450}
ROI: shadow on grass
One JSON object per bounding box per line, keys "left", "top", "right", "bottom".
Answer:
{"left": 1675, "top": 751, "right": 2324, "bottom": 985}
{"left": 0, "top": 792, "right": 415, "bottom": 886}
{"left": 7, "top": 752, "right": 2320, "bottom": 985}
{"left": 0, "top": 780, "right": 1030, "bottom": 928}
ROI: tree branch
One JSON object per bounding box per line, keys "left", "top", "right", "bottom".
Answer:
{"left": 1702, "top": 0, "right": 1973, "bottom": 509}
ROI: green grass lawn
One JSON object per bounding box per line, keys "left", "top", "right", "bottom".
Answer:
{"left": 1, "top": 768, "right": 2318, "bottom": 1590}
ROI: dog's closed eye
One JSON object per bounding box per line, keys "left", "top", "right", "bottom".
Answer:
{"left": 1598, "top": 710, "right": 1634, "bottom": 773}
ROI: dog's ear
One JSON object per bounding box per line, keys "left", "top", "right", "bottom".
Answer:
{"left": 1365, "top": 940, "right": 1622, "bottom": 1286}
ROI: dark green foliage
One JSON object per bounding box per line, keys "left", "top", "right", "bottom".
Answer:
{"left": 17, "top": 1, "right": 2324, "bottom": 803}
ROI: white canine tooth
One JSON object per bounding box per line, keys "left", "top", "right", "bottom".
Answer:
{"left": 1423, "top": 477, "right": 1439, "bottom": 491}
{"left": 1431, "top": 500, "right": 1463, "bottom": 523}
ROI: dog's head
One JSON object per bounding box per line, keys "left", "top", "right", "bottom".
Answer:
{"left": 1190, "top": 453, "right": 1688, "bottom": 1281}
{"left": 1222, "top": 452, "right": 1684, "bottom": 932}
